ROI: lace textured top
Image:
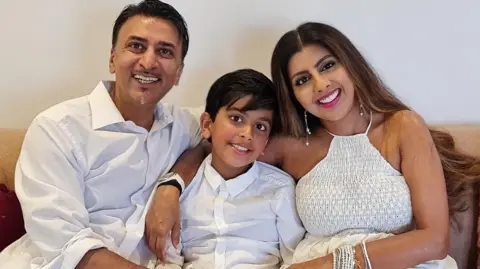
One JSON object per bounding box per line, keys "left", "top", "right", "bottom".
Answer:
{"left": 296, "top": 115, "right": 413, "bottom": 237}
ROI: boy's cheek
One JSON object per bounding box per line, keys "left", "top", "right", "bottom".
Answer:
{"left": 253, "top": 139, "right": 269, "bottom": 156}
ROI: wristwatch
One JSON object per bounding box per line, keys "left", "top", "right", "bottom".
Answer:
{"left": 157, "top": 172, "right": 185, "bottom": 193}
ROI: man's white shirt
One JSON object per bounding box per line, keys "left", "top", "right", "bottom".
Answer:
{"left": 0, "top": 81, "right": 202, "bottom": 269}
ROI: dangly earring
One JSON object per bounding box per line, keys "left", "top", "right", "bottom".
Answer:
{"left": 359, "top": 103, "right": 365, "bottom": 117}
{"left": 304, "top": 110, "right": 311, "bottom": 146}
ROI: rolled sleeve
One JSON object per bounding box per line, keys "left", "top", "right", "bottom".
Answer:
{"left": 274, "top": 179, "right": 306, "bottom": 269}
{"left": 15, "top": 116, "right": 111, "bottom": 269}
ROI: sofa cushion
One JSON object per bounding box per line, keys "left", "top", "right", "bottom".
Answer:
{"left": 0, "top": 184, "right": 25, "bottom": 251}
{"left": 478, "top": 195, "right": 480, "bottom": 269}
{"left": 0, "top": 128, "right": 26, "bottom": 191}
{"left": 0, "top": 169, "right": 6, "bottom": 187}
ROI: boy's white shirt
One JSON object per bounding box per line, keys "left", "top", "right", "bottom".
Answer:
{"left": 155, "top": 154, "right": 305, "bottom": 269}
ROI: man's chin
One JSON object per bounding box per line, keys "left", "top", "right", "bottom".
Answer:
{"left": 128, "top": 89, "right": 167, "bottom": 106}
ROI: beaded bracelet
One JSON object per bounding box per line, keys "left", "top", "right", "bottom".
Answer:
{"left": 361, "top": 240, "right": 373, "bottom": 269}
{"left": 332, "top": 245, "right": 356, "bottom": 269}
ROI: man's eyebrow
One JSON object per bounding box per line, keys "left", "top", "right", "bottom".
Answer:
{"left": 127, "top": 35, "right": 147, "bottom": 43}
{"left": 127, "top": 35, "right": 176, "bottom": 48}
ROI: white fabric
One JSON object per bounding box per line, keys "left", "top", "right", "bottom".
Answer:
{"left": 292, "top": 233, "right": 457, "bottom": 268}
{"left": 0, "top": 81, "right": 202, "bottom": 269}
{"left": 183, "top": 105, "right": 205, "bottom": 122}
{"left": 294, "top": 114, "right": 457, "bottom": 268}
{"left": 155, "top": 154, "right": 305, "bottom": 269}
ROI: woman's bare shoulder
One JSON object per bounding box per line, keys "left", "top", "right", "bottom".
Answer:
{"left": 259, "top": 135, "right": 305, "bottom": 167}
{"left": 384, "top": 110, "right": 434, "bottom": 155}
{"left": 388, "top": 110, "right": 430, "bottom": 136}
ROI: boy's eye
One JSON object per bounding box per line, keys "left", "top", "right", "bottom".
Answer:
{"left": 230, "top": 115, "right": 242, "bottom": 123}
{"left": 256, "top": 124, "right": 267, "bottom": 132}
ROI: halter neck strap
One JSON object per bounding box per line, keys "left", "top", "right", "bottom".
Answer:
{"left": 325, "top": 111, "right": 373, "bottom": 137}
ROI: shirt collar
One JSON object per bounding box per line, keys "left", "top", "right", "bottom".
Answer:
{"left": 88, "top": 80, "right": 172, "bottom": 130}
{"left": 203, "top": 154, "right": 259, "bottom": 198}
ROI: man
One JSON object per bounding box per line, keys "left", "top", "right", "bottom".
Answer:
{"left": 0, "top": 1, "right": 206, "bottom": 268}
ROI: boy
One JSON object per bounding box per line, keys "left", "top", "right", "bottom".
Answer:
{"left": 155, "top": 69, "right": 305, "bottom": 269}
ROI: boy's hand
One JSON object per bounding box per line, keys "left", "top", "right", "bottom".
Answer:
{"left": 145, "top": 186, "right": 181, "bottom": 263}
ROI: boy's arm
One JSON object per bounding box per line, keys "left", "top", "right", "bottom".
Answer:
{"left": 154, "top": 235, "right": 184, "bottom": 269}
{"left": 274, "top": 177, "right": 306, "bottom": 269}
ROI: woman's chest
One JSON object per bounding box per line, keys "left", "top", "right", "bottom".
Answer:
{"left": 282, "top": 129, "right": 401, "bottom": 181}
{"left": 296, "top": 164, "right": 413, "bottom": 236}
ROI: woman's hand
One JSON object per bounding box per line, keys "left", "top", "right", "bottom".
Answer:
{"left": 288, "top": 255, "right": 333, "bottom": 269}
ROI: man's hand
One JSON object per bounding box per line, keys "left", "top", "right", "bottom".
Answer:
{"left": 145, "top": 140, "right": 210, "bottom": 262}
{"left": 145, "top": 186, "right": 181, "bottom": 263}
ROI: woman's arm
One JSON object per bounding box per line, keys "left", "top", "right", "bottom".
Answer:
{"left": 292, "top": 111, "right": 451, "bottom": 269}
{"left": 258, "top": 135, "right": 287, "bottom": 167}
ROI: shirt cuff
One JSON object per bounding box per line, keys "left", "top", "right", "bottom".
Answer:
{"left": 61, "top": 236, "right": 108, "bottom": 268}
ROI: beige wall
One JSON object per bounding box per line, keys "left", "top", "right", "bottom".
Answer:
{"left": 0, "top": 0, "right": 479, "bottom": 128}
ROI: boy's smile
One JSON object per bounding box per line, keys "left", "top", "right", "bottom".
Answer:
{"left": 200, "top": 96, "right": 273, "bottom": 180}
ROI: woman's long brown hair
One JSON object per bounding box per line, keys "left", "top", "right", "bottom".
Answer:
{"left": 270, "top": 22, "right": 480, "bottom": 226}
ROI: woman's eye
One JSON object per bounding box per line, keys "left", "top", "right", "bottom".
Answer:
{"left": 321, "top": 61, "right": 335, "bottom": 72}
{"left": 295, "top": 76, "right": 309, "bottom": 86}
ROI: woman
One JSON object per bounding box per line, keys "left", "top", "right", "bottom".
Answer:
{"left": 262, "top": 22, "right": 480, "bottom": 268}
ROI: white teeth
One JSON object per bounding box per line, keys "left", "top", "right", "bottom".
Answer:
{"left": 318, "top": 89, "right": 340, "bottom": 104}
{"left": 134, "top": 74, "right": 159, "bottom": 84}
{"left": 232, "top": 144, "right": 248, "bottom": 152}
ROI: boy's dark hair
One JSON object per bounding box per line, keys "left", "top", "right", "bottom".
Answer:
{"left": 112, "top": 0, "right": 189, "bottom": 61}
{"left": 205, "top": 68, "right": 280, "bottom": 136}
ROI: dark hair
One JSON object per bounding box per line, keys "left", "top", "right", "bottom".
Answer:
{"left": 271, "top": 22, "right": 480, "bottom": 225}
{"left": 112, "top": 0, "right": 189, "bottom": 60}
{"left": 205, "top": 68, "right": 280, "bottom": 136}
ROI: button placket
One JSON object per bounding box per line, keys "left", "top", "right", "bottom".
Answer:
{"left": 214, "top": 187, "right": 229, "bottom": 269}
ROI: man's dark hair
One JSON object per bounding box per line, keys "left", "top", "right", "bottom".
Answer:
{"left": 112, "top": 0, "right": 189, "bottom": 60}
{"left": 205, "top": 68, "right": 280, "bottom": 136}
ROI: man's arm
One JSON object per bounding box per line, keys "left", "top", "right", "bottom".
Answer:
{"left": 145, "top": 141, "right": 210, "bottom": 261}
{"left": 177, "top": 105, "right": 211, "bottom": 186}
{"left": 145, "top": 106, "right": 210, "bottom": 261}
{"left": 16, "top": 116, "right": 143, "bottom": 269}
{"left": 77, "top": 249, "right": 146, "bottom": 269}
